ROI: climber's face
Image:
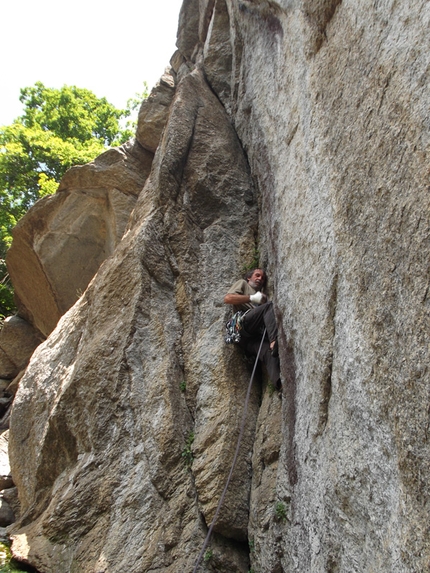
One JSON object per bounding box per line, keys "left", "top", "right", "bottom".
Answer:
{"left": 247, "top": 269, "right": 266, "bottom": 291}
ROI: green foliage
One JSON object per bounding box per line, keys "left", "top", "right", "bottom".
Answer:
{"left": 267, "top": 382, "right": 276, "bottom": 396}
{"left": 120, "top": 81, "right": 150, "bottom": 138}
{"left": 181, "top": 431, "right": 195, "bottom": 468}
{"left": 274, "top": 501, "right": 287, "bottom": 522}
{"left": 0, "top": 252, "right": 15, "bottom": 319}
{"left": 18, "top": 82, "right": 127, "bottom": 144}
{"left": 0, "top": 82, "right": 127, "bottom": 229}
{"left": 241, "top": 244, "right": 260, "bottom": 275}
{"left": 203, "top": 549, "right": 213, "bottom": 562}
{"left": 179, "top": 380, "right": 187, "bottom": 393}
{"left": 0, "top": 81, "right": 148, "bottom": 317}
{"left": 0, "top": 267, "right": 15, "bottom": 320}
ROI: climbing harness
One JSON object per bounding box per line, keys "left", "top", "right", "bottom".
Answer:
{"left": 192, "top": 328, "right": 267, "bottom": 573}
{"left": 225, "top": 310, "right": 249, "bottom": 344}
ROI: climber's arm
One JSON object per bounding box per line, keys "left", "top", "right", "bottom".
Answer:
{"left": 224, "top": 293, "right": 252, "bottom": 305}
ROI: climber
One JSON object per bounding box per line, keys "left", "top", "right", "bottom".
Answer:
{"left": 224, "top": 268, "right": 281, "bottom": 391}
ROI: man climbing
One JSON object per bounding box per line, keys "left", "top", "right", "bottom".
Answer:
{"left": 224, "top": 268, "right": 281, "bottom": 391}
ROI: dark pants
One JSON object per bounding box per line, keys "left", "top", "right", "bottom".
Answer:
{"left": 239, "top": 302, "right": 280, "bottom": 385}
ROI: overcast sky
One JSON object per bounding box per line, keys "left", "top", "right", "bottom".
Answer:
{"left": 0, "top": 0, "right": 184, "bottom": 126}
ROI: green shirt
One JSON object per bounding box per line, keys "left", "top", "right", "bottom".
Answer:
{"left": 227, "top": 279, "right": 257, "bottom": 313}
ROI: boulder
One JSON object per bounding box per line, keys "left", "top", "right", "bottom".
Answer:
{"left": 6, "top": 139, "right": 153, "bottom": 337}
{"left": 0, "top": 352, "right": 15, "bottom": 383}
{"left": 0, "top": 498, "right": 14, "bottom": 527}
{"left": 1, "top": 487, "right": 19, "bottom": 522}
{"left": 58, "top": 138, "right": 153, "bottom": 197}
{"left": 0, "top": 381, "right": 9, "bottom": 393}
{"left": 136, "top": 70, "right": 176, "bottom": 152}
{"left": 5, "top": 370, "right": 25, "bottom": 400}
{"left": 0, "top": 317, "right": 44, "bottom": 379}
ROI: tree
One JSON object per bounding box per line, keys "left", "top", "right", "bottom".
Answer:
{"left": 0, "top": 81, "right": 148, "bottom": 319}
{"left": 123, "top": 81, "right": 149, "bottom": 135}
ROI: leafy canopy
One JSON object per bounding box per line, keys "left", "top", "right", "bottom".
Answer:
{"left": 0, "top": 81, "right": 148, "bottom": 319}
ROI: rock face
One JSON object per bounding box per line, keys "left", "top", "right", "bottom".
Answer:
{"left": 6, "top": 139, "right": 153, "bottom": 338}
{"left": 136, "top": 70, "right": 176, "bottom": 152}
{"left": 9, "top": 68, "right": 259, "bottom": 572}
{"left": 0, "top": 316, "right": 44, "bottom": 379}
{"left": 6, "top": 0, "right": 430, "bottom": 572}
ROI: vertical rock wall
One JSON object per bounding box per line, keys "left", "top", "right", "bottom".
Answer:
{"left": 9, "top": 68, "right": 261, "bottom": 572}
{"left": 201, "top": 0, "right": 430, "bottom": 571}
{"left": 6, "top": 0, "right": 430, "bottom": 572}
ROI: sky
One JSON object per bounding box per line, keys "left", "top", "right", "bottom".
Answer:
{"left": 0, "top": 0, "right": 184, "bottom": 126}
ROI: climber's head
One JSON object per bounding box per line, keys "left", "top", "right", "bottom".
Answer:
{"left": 245, "top": 268, "right": 267, "bottom": 291}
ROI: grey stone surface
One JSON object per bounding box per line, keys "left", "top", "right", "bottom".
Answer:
{"left": 0, "top": 498, "right": 14, "bottom": 527}
{"left": 136, "top": 70, "right": 176, "bottom": 153}
{"left": 0, "top": 317, "right": 44, "bottom": 380}
{"left": 1, "top": 487, "right": 19, "bottom": 521}
{"left": 9, "top": 67, "right": 259, "bottom": 572}
{"left": 203, "top": 0, "right": 430, "bottom": 571}
{"left": 5, "top": 0, "right": 430, "bottom": 571}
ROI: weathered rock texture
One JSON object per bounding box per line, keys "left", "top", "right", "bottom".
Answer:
{"left": 136, "top": 70, "right": 176, "bottom": 152}
{"left": 9, "top": 68, "right": 260, "bottom": 572}
{"left": 6, "top": 0, "right": 430, "bottom": 572}
{"left": 0, "top": 316, "right": 44, "bottom": 379}
{"left": 7, "top": 138, "right": 153, "bottom": 338}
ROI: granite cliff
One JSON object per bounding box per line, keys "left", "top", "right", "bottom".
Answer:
{"left": 1, "top": 0, "right": 429, "bottom": 571}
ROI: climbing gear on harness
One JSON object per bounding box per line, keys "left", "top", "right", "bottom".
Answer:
{"left": 192, "top": 328, "right": 267, "bottom": 573}
{"left": 225, "top": 310, "right": 248, "bottom": 344}
{"left": 224, "top": 311, "right": 244, "bottom": 344}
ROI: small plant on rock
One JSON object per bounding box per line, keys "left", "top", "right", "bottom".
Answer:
{"left": 267, "top": 382, "right": 275, "bottom": 396}
{"left": 182, "top": 431, "right": 195, "bottom": 468}
{"left": 242, "top": 245, "right": 260, "bottom": 275}
{"left": 179, "top": 380, "right": 186, "bottom": 392}
{"left": 274, "top": 501, "right": 287, "bottom": 522}
{"left": 204, "top": 549, "right": 213, "bottom": 562}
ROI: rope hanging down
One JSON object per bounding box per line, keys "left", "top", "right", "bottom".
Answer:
{"left": 192, "top": 328, "right": 267, "bottom": 573}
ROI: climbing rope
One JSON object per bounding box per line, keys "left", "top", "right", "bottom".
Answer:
{"left": 192, "top": 328, "right": 267, "bottom": 573}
